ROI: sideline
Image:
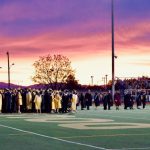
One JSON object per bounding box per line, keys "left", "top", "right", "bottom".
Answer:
{"left": 0, "top": 123, "right": 108, "bottom": 150}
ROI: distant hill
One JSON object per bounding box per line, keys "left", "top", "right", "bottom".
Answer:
{"left": 27, "top": 84, "right": 46, "bottom": 89}
{"left": 0, "top": 82, "right": 46, "bottom": 89}
{"left": 0, "top": 82, "right": 104, "bottom": 90}
{"left": 0, "top": 82, "right": 25, "bottom": 89}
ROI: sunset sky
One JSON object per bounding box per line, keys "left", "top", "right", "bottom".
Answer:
{"left": 0, "top": 0, "right": 150, "bottom": 86}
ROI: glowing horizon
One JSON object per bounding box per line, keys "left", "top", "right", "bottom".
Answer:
{"left": 0, "top": 0, "right": 150, "bottom": 86}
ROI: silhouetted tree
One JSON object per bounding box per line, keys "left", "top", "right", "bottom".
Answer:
{"left": 32, "top": 54, "right": 75, "bottom": 89}
{"left": 66, "top": 74, "right": 79, "bottom": 90}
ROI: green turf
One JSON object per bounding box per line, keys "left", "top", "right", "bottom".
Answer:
{"left": 0, "top": 106, "right": 150, "bottom": 150}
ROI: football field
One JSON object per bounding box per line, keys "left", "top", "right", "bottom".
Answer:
{"left": 0, "top": 106, "right": 150, "bottom": 150}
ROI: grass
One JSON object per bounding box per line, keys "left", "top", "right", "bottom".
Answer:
{"left": 0, "top": 105, "right": 150, "bottom": 150}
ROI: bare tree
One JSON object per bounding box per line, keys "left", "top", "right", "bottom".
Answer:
{"left": 32, "top": 54, "right": 75, "bottom": 89}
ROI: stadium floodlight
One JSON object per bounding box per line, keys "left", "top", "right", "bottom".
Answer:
{"left": 91, "top": 76, "right": 94, "bottom": 86}
{"left": 105, "top": 74, "right": 108, "bottom": 86}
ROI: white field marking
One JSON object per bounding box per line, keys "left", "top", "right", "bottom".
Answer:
{"left": 2, "top": 115, "right": 107, "bottom": 124}
{"left": 80, "top": 112, "right": 150, "bottom": 121}
{"left": 0, "top": 124, "right": 108, "bottom": 150}
{"left": 6, "top": 117, "right": 35, "bottom": 119}
{"left": 3, "top": 114, "right": 150, "bottom": 130}
{"left": 0, "top": 114, "right": 31, "bottom": 117}
{"left": 113, "top": 147, "right": 150, "bottom": 150}
{"left": 24, "top": 116, "right": 150, "bottom": 130}
{"left": 58, "top": 133, "right": 150, "bottom": 139}
{"left": 6, "top": 114, "right": 75, "bottom": 119}
{"left": 58, "top": 122, "right": 150, "bottom": 130}
{"left": 25, "top": 118, "right": 113, "bottom": 123}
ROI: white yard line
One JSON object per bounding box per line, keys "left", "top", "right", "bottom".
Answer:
{"left": 0, "top": 123, "right": 108, "bottom": 150}
{"left": 114, "top": 147, "right": 150, "bottom": 150}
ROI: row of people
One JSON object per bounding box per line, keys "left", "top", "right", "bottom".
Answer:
{"left": 0, "top": 88, "right": 149, "bottom": 113}
{"left": 79, "top": 90, "right": 148, "bottom": 110}
{"left": 0, "top": 89, "right": 78, "bottom": 113}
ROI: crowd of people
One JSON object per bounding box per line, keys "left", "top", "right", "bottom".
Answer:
{"left": 0, "top": 88, "right": 78, "bottom": 114}
{"left": 0, "top": 88, "right": 150, "bottom": 114}
{"left": 115, "top": 77, "right": 150, "bottom": 90}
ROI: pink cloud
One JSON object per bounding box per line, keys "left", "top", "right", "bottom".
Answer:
{"left": 0, "top": 17, "right": 150, "bottom": 63}
{"left": 0, "top": 18, "right": 109, "bottom": 60}
{"left": 115, "top": 20, "right": 150, "bottom": 46}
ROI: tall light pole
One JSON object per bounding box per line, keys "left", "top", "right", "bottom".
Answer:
{"left": 6, "top": 52, "right": 14, "bottom": 89}
{"left": 102, "top": 77, "right": 106, "bottom": 87}
{"left": 91, "top": 76, "right": 94, "bottom": 86}
{"left": 105, "top": 74, "right": 108, "bottom": 88}
{"left": 111, "top": 0, "right": 115, "bottom": 101}
{"left": 6, "top": 52, "right": 10, "bottom": 89}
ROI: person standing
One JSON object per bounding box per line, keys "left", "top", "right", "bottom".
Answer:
{"left": 124, "top": 91, "right": 129, "bottom": 109}
{"left": 107, "top": 91, "right": 113, "bottom": 110}
{"left": 141, "top": 91, "right": 146, "bottom": 109}
{"left": 31, "top": 90, "right": 36, "bottom": 113}
{"left": 34, "top": 91, "right": 42, "bottom": 113}
{"left": 124, "top": 91, "right": 133, "bottom": 109}
{"left": 11, "top": 89, "right": 17, "bottom": 113}
{"left": 71, "top": 90, "right": 78, "bottom": 112}
{"left": 79, "top": 92, "right": 85, "bottom": 110}
{"left": 16, "top": 90, "right": 23, "bottom": 113}
{"left": 21, "top": 89, "right": 27, "bottom": 113}
{"left": 136, "top": 91, "right": 141, "bottom": 109}
{"left": 5, "top": 89, "right": 12, "bottom": 113}
{"left": 53, "top": 91, "right": 61, "bottom": 113}
{"left": 44, "top": 89, "right": 52, "bottom": 113}
{"left": 51, "top": 91, "right": 55, "bottom": 113}
{"left": 114, "top": 91, "right": 121, "bottom": 110}
{"left": 0, "top": 91, "right": 2, "bottom": 113}
{"left": 62, "top": 90, "right": 69, "bottom": 113}
{"left": 2, "top": 90, "right": 6, "bottom": 113}
{"left": 85, "top": 90, "right": 92, "bottom": 110}
{"left": 94, "top": 92, "right": 100, "bottom": 110}
{"left": 103, "top": 91, "right": 112, "bottom": 110}
{"left": 26, "top": 89, "right": 32, "bottom": 112}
